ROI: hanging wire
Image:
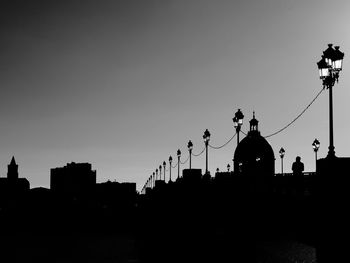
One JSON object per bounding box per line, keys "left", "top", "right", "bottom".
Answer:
{"left": 240, "top": 130, "right": 248, "bottom": 136}
{"left": 264, "top": 88, "right": 324, "bottom": 138}
{"left": 171, "top": 160, "right": 178, "bottom": 169}
{"left": 209, "top": 132, "right": 237, "bottom": 149}
{"left": 180, "top": 154, "right": 190, "bottom": 164}
{"left": 192, "top": 146, "right": 206, "bottom": 157}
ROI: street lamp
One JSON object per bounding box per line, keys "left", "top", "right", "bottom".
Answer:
{"left": 163, "top": 161, "right": 166, "bottom": 181}
{"left": 159, "top": 165, "right": 162, "bottom": 181}
{"left": 156, "top": 169, "right": 158, "bottom": 181}
{"left": 188, "top": 140, "right": 193, "bottom": 169}
{"left": 312, "top": 138, "right": 320, "bottom": 169}
{"left": 203, "top": 129, "right": 211, "bottom": 175}
{"left": 169, "top": 156, "right": 173, "bottom": 182}
{"left": 177, "top": 149, "right": 181, "bottom": 179}
{"left": 227, "top": 164, "right": 231, "bottom": 172}
{"left": 317, "top": 44, "right": 344, "bottom": 158}
{"left": 233, "top": 109, "right": 244, "bottom": 147}
{"left": 279, "top": 147, "right": 285, "bottom": 175}
{"left": 152, "top": 172, "right": 155, "bottom": 187}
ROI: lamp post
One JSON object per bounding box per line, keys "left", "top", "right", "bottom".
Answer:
{"left": 163, "top": 161, "right": 166, "bottom": 181}
{"left": 188, "top": 140, "right": 193, "bottom": 169}
{"left": 279, "top": 147, "right": 285, "bottom": 175}
{"left": 203, "top": 129, "right": 211, "bottom": 175}
{"left": 312, "top": 138, "right": 320, "bottom": 169}
{"left": 156, "top": 169, "right": 158, "bottom": 181}
{"left": 233, "top": 109, "right": 244, "bottom": 172}
{"left": 152, "top": 172, "right": 155, "bottom": 187}
{"left": 227, "top": 164, "right": 231, "bottom": 172}
{"left": 169, "top": 156, "right": 173, "bottom": 182}
{"left": 177, "top": 149, "right": 181, "bottom": 179}
{"left": 317, "top": 44, "right": 344, "bottom": 158}
{"left": 233, "top": 109, "right": 244, "bottom": 147}
{"left": 159, "top": 165, "right": 162, "bottom": 182}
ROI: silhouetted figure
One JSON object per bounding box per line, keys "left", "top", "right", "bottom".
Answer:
{"left": 292, "top": 156, "right": 304, "bottom": 195}
{"left": 292, "top": 156, "right": 304, "bottom": 176}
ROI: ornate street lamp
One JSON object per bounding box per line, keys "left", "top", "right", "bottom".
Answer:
{"left": 169, "top": 156, "right": 173, "bottom": 182}
{"left": 163, "top": 161, "right": 166, "bottom": 181}
{"left": 203, "top": 129, "right": 211, "bottom": 175}
{"left": 279, "top": 147, "right": 285, "bottom": 175}
{"left": 312, "top": 138, "right": 320, "bottom": 169}
{"left": 188, "top": 140, "right": 193, "bottom": 169}
{"left": 233, "top": 109, "right": 244, "bottom": 146}
{"left": 317, "top": 44, "right": 344, "bottom": 158}
{"left": 177, "top": 149, "right": 181, "bottom": 179}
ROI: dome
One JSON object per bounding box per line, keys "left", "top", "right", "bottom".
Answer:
{"left": 234, "top": 114, "right": 275, "bottom": 176}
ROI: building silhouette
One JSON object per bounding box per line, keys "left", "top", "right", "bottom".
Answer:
{"left": 234, "top": 112, "right": 275, "bottom": 177}
{"left": 50, "top": 162, "right": 96, "bottom": 194}
{"left": 0, "top": 156, "right": 30, "bottom": 196}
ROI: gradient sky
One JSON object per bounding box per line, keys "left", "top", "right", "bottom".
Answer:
{"left": 1, "top": 0, "right": 350, "bottom": 189}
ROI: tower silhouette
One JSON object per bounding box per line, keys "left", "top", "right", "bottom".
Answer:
{"left": 7, "top": 156, "right": 18, "bottom": 180}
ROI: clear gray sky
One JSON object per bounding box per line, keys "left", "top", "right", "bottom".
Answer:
{"left": 1, "top": 0, "right": 350, "bottom": 189}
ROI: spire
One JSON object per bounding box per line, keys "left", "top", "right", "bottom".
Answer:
{"left": 10, "top": 156, "right": 16, "bottom": 165}
{"left": 8, "top": 156, "right": 18, "bottom": 180}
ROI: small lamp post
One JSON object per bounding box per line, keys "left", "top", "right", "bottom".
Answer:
{"left": 203, "top": 129, "right": 211, "bottom": 175}
{"left": 163, "top": 161, "right": 166, "bottom": 181}
{"left": 317, "top": 44, "right": 344, "bottom": 158}
{"left": 279, "top": 147, "right": 285, "bottom": 175}
{"left": 227, "top": 164, "right": 231, "bottom": 172}
{"left": 312, "top": 138, "right": 320, "bottom": 169}
{"left": 156, "top": 169, "right": 158, "bottom": 181}
{"left": 169, "top": 156, "right": 173, "bottom": 182}
{"left": 188, "top": 140, "right": 193, "bottom": 169}
{"left": 177, "top": 149, "right": 181, "bottom": 179}
{"left": 152, "top": 172, "right": 155, "bottom": 187}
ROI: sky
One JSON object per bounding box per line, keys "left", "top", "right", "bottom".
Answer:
{"left": 1, "top": 0, "right": 350, "bottom": 190}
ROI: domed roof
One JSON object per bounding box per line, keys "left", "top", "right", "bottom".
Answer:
{"left": 234, "top": 113, "right": 275, "bottom": 176}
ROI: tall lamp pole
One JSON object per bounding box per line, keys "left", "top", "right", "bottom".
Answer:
{"left": 312, "top": 139, "right": 320, "bottom": 169}
{"left": 188, "top": 140, "right": 193, "bottom": 169}
{"left": 203, "top": 129, "right": 211, "bottom": 175}
{"left": 169, "top": 156, "right": 173, "bottom": 182}
{"left": 163, "top": 161, "right": 166, "bottom": 181}
{"left": 152, "top": 172, "right": 155, "bottom": 188}
{"left": 317, "top": 44, "right": 344, "bottom": 158}
{"left": 177, "top": 149, "right": 181, "bottom": 179}
{"left": 233, "top": 109, "right": 244, "bottom": 170}
{"left": 279, "top": 147, "right": 285, "bottom": 175}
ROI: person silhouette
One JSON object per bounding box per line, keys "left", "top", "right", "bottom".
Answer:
{"left": 292, "top": 156, "right": 304, "bottom": 194}
{"left": 292, "top": 156, "right": 304, "bottom": 176}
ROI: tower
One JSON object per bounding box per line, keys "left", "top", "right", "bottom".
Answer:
{"left": 7, "top": 156, "right": 19, "bottom": 180}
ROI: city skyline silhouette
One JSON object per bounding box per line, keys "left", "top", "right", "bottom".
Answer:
{"left": 1, "top": 0, "right": 350, "bottom": 189}
{"left": 1, "top": 2, "right": 350, "bottom": 261}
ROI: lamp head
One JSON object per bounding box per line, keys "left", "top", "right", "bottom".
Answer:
{"left": 177, "top": 149, "right": 181, "bottom": 157}
{"left": 187, "top": 140, "right": 193, "bottom": 150}
{"left": 279, "top": 147, "right": 285, "bottom": 158}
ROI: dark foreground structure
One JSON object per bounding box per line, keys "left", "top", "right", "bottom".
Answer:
{"left": 0, "top": 116, "right": 348, "bottom": 262}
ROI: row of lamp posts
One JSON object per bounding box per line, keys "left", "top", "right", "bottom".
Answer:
{"left": 145, "top": 108, "right": 245, "bottom": 189}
